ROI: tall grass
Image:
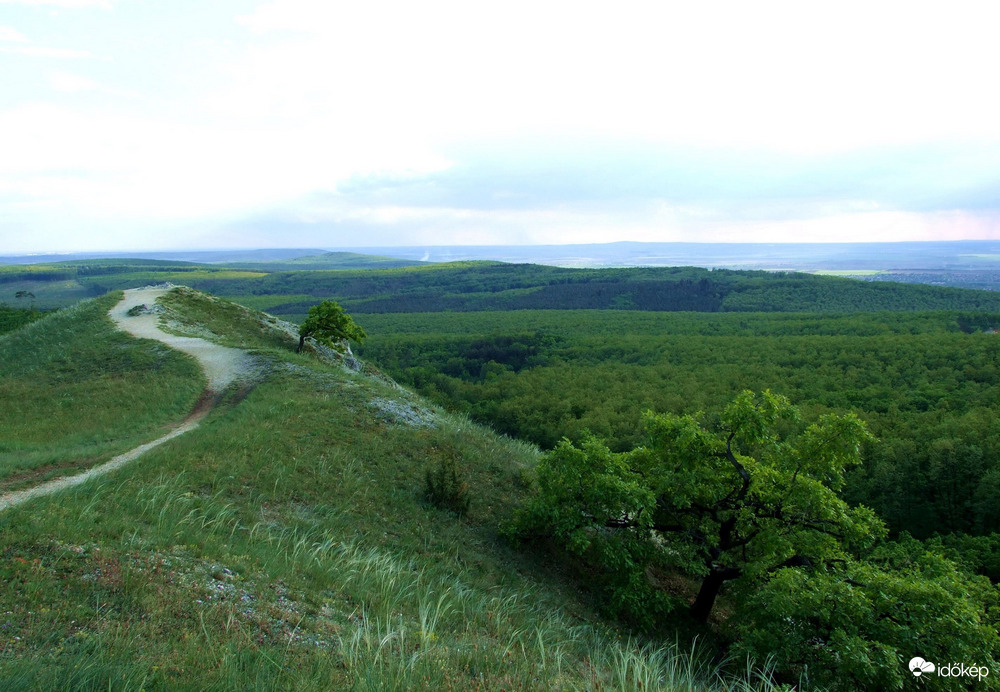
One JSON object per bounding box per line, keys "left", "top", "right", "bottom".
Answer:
{"left": 157, "top": 287, "right": 300, "bottom": 353}
{"left": 0, "top": 292, "right": 203, "bottom": 486}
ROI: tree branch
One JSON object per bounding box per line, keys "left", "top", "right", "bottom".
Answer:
{"left": 714, "top": 430, "right": 752, "bottom": 504}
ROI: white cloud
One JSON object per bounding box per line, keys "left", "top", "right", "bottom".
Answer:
{"left": 0, "top": 0, "right": 113, "bottom": 8}
{"left": 3, "top": 0, "right": 1000, "bottom": 251}
{"left": 47, "top": 69, "right": 97, "bottom": 92}
{"left": 0, "top": 44, "right": 90, "bottom": 58}
{"left": 230, "top": 0, "right": 1000, "bottom": 153}
{"left": 0, "top": 25, "right": 30, "bottom": 42}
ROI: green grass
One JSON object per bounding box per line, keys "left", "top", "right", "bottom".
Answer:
{"left": 225, "top": 293, "right": 317, "bottom": 314}
{"left": 0, "top": 289, "right": 793, "bottom": 691}
{"left": 0, "top": 292, "right": 204, "bottom": 488}
{"left": 157, "top": 286, "right": 300, "bottom": 353}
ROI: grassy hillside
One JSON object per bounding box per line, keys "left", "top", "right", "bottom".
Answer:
{"left": 0, "top": 289, "right": 783, "bottom": 691}
{"left": 0, "top": 293, "right": 203, "bottom": 491}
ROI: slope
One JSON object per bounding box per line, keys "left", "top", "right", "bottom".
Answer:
{"left": 0, "top": 293, "right": 204, "bottom": 493}
{"left": 0, "top": 288, "right": 782, "bottom": 691}
{"left": 0, "top": 287, "right": 256, "bottom": 511}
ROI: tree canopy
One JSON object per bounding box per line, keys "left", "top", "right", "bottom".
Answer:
{"left": 297, "top": 300, "right": 366, "bottom": 353}
{"left": 511, "top": 391, "right": 1000, "bottom": 689}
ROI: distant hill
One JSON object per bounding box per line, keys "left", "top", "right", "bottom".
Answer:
{"left": 0, "top": 248, "right": 327, "bottom": 265}
{"left": 219, "top": 251, "right": 425, "bottom": 271}
{"left": 198, "top": 263, "right": 1000, "bottom": 319}
{"left": 5, "top": 255, "right": 1000, "bottom": 315}
{"left": 341, "top": 239, "right": 1000, "bottom": 270}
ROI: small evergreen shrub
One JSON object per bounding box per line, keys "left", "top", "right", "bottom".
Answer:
{"left": 424, "top": 454, "right": 471, "bottom": 517}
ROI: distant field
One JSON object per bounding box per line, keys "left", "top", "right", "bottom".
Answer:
{"left": 812, "top": 269, "right": 884, "bottom": 276}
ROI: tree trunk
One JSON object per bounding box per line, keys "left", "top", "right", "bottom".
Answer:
{"left": 297, "top": 335, "right": 305, "bottom": 353}
{"left": 690, "top": 567, "right": 739, "bottom": 622}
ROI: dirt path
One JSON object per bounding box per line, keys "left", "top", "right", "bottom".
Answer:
{"left": 0, "top": 287, "right": 253, "bottom": 512}
{"left": 108, "top": 286, "right": 252, "bottom": 391}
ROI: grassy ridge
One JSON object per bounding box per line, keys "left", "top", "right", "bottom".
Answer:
{"left": 0, "top": 289, "right": 786, "bottom": 691}
{"left": 0, "top": 293, "right": 203, "bottom": 489}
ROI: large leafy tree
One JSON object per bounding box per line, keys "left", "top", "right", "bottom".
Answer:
{"left": 735, "top": 543, "right": 1000, "bottom": 690}
{"left": 515, "top": 390, "right": 882, "bottom": 622}
{"left": 513, "top": 391, "right": 1000, "bottom": 689}
{"left": 297, "top": 300, "right": 367, "bottom": 353}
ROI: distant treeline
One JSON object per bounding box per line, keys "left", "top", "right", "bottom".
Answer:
{"left": 191, "top": 263, "right": 1000, "bottom": 314}
{"left": 8, "top": 259, "right": 1000, "bottom": 314}
{"left": 0, "top": 271, "right": 74, "bottom": 284}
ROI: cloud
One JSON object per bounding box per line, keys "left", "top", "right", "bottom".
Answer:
{"left": 0, "top": 44, "right": 90, "bottom": 58}
{"left": 0, "top": 25, "right": 30, "bottom": 42}
{"left": 3, "top": 0, "right": 999, "bottom": 252}
{"left": 228, "top": 0, "right": 1000, "bottom": 153}
{"left": 0, "top": 0, "right": 113, "bottom": 7}
{"left": 331, "top": 138, "right": 1000, "bottom": 219}
{"left": 0, "top": 22, "right": 90, "bottom": 59}
{"left": 0, "top": 24, "right": 91, "bottom": 58}
{"left": 47, "top": 69, "right": 97, "bottom": 92}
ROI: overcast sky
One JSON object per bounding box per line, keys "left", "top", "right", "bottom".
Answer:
{"left": 2, "top": 0, "right": 999, "bottom": 253}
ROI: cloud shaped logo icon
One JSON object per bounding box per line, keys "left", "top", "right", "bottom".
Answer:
{"left": 910, "top": 657, "right": 936, "bottom": 677}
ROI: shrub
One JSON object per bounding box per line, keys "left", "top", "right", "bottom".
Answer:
{"left": 424, "top": 454, "right": 471, "bottom": 517}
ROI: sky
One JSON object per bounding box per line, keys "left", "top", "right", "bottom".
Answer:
{"left": 1, "top": 0, "right": 999, "bottom": 253}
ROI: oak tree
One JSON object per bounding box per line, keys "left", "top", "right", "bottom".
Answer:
{"left": 513, "top": 390, "right": 883, "bottom": 622}
{"left": 297, "top": 300, "right": 366, "bottom": 353}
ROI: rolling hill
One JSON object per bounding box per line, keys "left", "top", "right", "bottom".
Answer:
{"left": 0, "top": 287, "right": 782, "bottom": 691}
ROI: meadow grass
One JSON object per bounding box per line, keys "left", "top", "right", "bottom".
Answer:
{"left": 224, "top": 294, "right": 317, "bottom": 314}
{"left": 0, "top": 292, "right": 203, "bottom": 487}
{"left": 0, "top": 289, "right": 796, "bottom": 691}
{"left": 157, "top": 286, "right": 300, "bottom": 353}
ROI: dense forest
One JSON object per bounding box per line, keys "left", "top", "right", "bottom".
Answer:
{"left": 139, "top": 263, "right": 1000, "bottom": 314}
{"left": 357, "top": 309, "right": 1000, "bottom": 540}
{"left": 353, "top": 304, "right": 1000, "bottom": 688}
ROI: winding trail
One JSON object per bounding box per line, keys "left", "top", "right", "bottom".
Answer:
{"left": 0, "top": 287, "right": 253, "bottom": 512}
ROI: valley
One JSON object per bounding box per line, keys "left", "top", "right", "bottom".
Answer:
{"left": 2, "top": 253, "right": 1000, "bottom": 690}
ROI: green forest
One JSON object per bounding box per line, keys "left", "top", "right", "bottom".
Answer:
{"left": 350, "top": 292, "right": 1000, "bottom": 688}
{"left": 357, "top": 309, "right": 1000, "bottom": 539}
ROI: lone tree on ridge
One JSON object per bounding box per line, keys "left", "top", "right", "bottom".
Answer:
{"left": 297, "top": 300, "right": 367, "bottom": 353}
